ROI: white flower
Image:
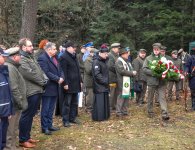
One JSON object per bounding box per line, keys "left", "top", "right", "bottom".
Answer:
{"left": 151, "top": 66, "right": 155, "bottom": 69}
{"left": 160, "top": 57, "right": 167, "bottom": 64}
{"left": 152, "top": 60, "right": 157, "bottom": 64}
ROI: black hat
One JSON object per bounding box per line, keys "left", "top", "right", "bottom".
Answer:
{"left": 63, "top": 40, "right": 77, "bottom": 48}
{"left": 99, "top": 44, "right": 109, "bottom": 53}
{"left": 160, "top": 45, "right": 167, "bottom": 50}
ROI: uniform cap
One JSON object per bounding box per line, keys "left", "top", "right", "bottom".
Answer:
{"left": 5, "top": 47, "right": 20, "bottom": 56}
{"left": 0, "top": 48, "right": 9, "bottom": 57}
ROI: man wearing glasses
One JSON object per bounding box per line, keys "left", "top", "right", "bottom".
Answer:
{"left": 18, "top": 38, "right": 48, "bottom": 148}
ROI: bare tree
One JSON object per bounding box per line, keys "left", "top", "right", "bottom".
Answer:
{"left": 20, "top": 0, "right": 38, "bottom": 41}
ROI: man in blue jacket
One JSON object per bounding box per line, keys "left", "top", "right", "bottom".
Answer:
{"left": 0, "top": 48, "right": 13, "bottom": 150}
{"left": 38, "top": 42, "right": 64, "bottom": 135}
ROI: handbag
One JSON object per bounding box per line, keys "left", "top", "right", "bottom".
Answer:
{"left": 133, "top": 81, "right": 142, "bottom": 93}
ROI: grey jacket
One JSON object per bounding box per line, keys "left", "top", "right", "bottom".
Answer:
{"left": 132, "top": 56, "right": 147, "bottom": 82}
{"left": 84, "top": 55, "right": 93, "bottom": 88}
{"left": 108, "top": 51, "right": 119, "bottom": 83}
{"left": 19, "top": 51, "right": 47, "bottom": 97}
{"left": 5, "top": 58, "right": 28, "bottom": 111}
{"left": 115, "top": 57, "right": 134, "bottom": 92}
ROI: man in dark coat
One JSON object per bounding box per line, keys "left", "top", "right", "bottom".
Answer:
{"left": 0, "top": 48, "right": 13, "bottom": 150}
{"left": 92, "top": 44, "right": 110, "bottom": 121}
{"left": 132, "top": 49, "right": 147, "bottom": 105}
{"left": 60, "top": 41, "right": 82, "bottom": 127}
{"left": 185, "top": 48, "right": 195, "bottom": 110}
{"left": 38, "top": 42, "right": 64, "bottom": 135}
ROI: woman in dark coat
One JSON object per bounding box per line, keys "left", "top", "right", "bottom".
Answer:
{"left": 92, "top": 45, "right": 110, "bottom": 121}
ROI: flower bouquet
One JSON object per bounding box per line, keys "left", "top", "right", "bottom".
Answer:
{"left": 148, "top": 57, "right": 184, "bottom": 80}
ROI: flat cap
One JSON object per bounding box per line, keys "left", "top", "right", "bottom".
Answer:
{"left": 160, "top": 45, "right": 167, "bottom": 50}
{"left": 178, "top": 48, "right": 184, "bottom": 54}
{"left": 171, "top": 50, "right": 178, "bottom": 55}
{"left": 63, "top": 41, "right": 77, "bottom": 48}
{"left": 111, "top": 43, "right": 120, "bottom": 48}
{"left": 152, "top": 43, "right": 162, "bottom": 48}
{"left": 5, "top": 47, "right": 20, "bottom": 56}
{"left": 90, "top": 48, "right": 99, "bottom": 53}
{"left": 139, "top": 49, "right": 147, "bottom": 52}
{"left": 119, "top": 48, "right": 129, "bottom": 55}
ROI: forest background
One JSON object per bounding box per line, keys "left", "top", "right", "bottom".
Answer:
{"left": 0, "top": 0, "right": 195, "bottom": 56}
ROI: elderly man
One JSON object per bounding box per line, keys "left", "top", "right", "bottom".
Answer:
{"left": 132, "top": 49, "right": 147, "bottom": 105}
{"left": 60, "top": 41, "right": 82, "bottom": 127}
{"left": 4, "top": 47, "right": 27, "bottom": 150}
{"left": 18, "top": 38, "right": 48, "bottom": 148}
{"left": 115, "top": 48, "right": 137, "bottom": 117}
{"left": 143, "top": 43, "right": 169, "bottom": 121}
{"left": 38, "top": 42, "right": 64, "bottom": 135}
{"left": 108, "top": 43, "right": 120, "bottom": 111}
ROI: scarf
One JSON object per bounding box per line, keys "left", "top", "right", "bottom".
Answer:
{"left": 118, "top": 57, "right": 131, "bottom": 99}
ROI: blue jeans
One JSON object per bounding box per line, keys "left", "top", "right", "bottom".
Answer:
{"left": 41, "top": 96, "right": 57, "bottom": 130}
{"left": 19, "top": 94, "right": 41, "bottom": 142}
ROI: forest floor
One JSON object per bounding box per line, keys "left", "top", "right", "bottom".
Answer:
{"left": 27, "top": 97, "right": 195, "bottom": 150}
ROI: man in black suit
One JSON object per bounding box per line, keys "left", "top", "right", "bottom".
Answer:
{"left": 60, "top": 41, "right": 82, "bottom": 127}
{"left": 38, "top": 42, "right": 64, "bottom": 135}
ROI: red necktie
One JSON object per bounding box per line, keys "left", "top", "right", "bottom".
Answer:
{"left": 53, "top": 57, "right": 58, "bottom": 66}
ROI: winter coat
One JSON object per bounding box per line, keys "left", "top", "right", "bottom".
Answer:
{"left": 19, "top": 50, "right": 47, "bottom": 97}
{"left": 38, "top": 52, "right": 64, "bottom": 96}
{"left": 108, "top": 51, "right": 118, "bottom": 83}
{"left": 92, "top": 55, "right": 109, "bottom": 93}
{"left": 115, "top": 57, "right": 134, "bottom": 92}
{"left": 132, "top": 56, "right": 147, "bottom": 82}
{"left": 5, "top": 58, "right": 28, "bottom": 111}
{"left": 0, "top": 65, "right": 13, "bottom": 117}
{"left": 143, "top": 54, "right": 161, "bottom": 86}
{"left": 84, "top": 55, "right": 93, "bottom": 88}
{"left": 185, "top": 55, "right": 195, "bottom": 90}
{"left": 60, "top": 50, "right": 82, "bottom": 93}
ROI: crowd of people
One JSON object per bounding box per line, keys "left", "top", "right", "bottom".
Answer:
{"left": 0, "top": 38, "right": 195, "bottom": 149}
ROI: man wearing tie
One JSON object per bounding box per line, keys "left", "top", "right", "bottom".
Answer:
{"left": 38, "top": 42, "right": 64, "bottom": 135}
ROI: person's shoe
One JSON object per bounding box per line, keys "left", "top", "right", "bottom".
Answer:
{"left": 42, "top": 129, "right": 52, "bottom": 135}
{"left": 64, "top": 122, "right": 71, "bottom": 127}
{"left": 19, "top": 141, "right": 36, "bottom": 148}
{"left": 48, "top": 126, "right": 60, "bottom": 131}
{"left": 162, "top": 115, "right": 170, "bottom": 121}
{"left": 70, "top": 119, "right": 81, "bottom": 125}
{"left": 148, "top": 113, "right": 155, "bottom": 118}
{"left": 28, "top": 138, "right": 40, "bottom": 143}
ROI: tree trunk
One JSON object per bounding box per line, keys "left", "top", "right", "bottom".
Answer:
{"left": 20, "top": 0, "right": 38, "bottom": 42}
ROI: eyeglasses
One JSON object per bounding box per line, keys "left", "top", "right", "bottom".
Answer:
{"left": 25, "top": 45, "right": 33, "bottom": 47}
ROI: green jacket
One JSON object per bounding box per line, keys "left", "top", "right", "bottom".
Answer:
{"left": 19, "top": 51, "right": 47, "bottom": 97}
{"left": 171, "top": 58, "right": 182, "bottom": 70}
{"left": 108, "top": 51, "right": 119, "bottom": 83}
{"left": 132, "top": 56, "right": 147, "bottom": 82}
{"left": 143, "top": 54, "right": 160, "bottom": 86}
{"left": 77, "top": 52, "right": 85, "bottom": 74}
{"left": 115, "top": 57, "right": 134, "bottom": 92}
{"left": 84, "top": 55, "right": 93, "bottom": 88}
{"left": 5, "top": 58, "right": 28, "bottom": 111}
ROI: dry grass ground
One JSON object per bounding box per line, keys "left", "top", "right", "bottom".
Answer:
{"left": 28, "top": 97, "right": 195, "bottom": 150}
